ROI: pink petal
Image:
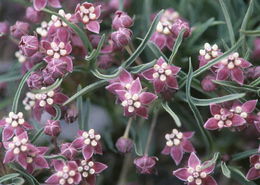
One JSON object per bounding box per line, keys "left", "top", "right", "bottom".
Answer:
{"left": 231, "top": 114, "right": 246, "bottom": 126}
{"left": 166, "top": 76, "right": 179, "bottom": 89}
{"left": 48, "top": 0, "right": 62, "bottom": 8}
{"left": 153, "top": 79, "right": 165, "bottom": 93}
{"left": 202, "top": 161, "right": 215, "bottom": 174}
{"left": 33, "top": 0, "right": 47, "bottom": 11}
{"left": 72, "top": 137, "right": 84, "bottom": 149}
{"left": 106, "top": 82, "right": 124, "bottom": 94}
{"left": 216, "top": 67, "right": 229, "bottom": 81}
{"left": 169, "top": 65, "right": 181, "bottom": 75}
{"left": 18, "top": 153, "right": 28, "bottom": 169}
{"left": 161, "top": 146, "right": 171, "bottom": 155}
{"left": 86, "top": 21, "right": 100, "bottom": 34}
{"left": 182, "top": 140, "right": 195, "bottom": 153}
{"left": 53, "top": 160, "right": 65, "bottom": 171}
{"left": 0, "top": 120, "right": 6, "bottom": 127}
{"left": 173, "top": 168, "right": 189, "bottom": 181}
{"left": 139, "top": 92, "right": 157, "bottom": 105}
{"left": 210, "top": 104, "right": 221, "bottom": 115}
{"left": 86, "top": 175, "right": 96, "bottom": 185}
{"left": 124, "top": 107, "right": 134, "bottom": 117}
{"left": 83, "top": 145, "right": 94, "bottom": 160}
{"left": 188, "top": 152, "right": 201, "bottom": 168}
{"left": 35, "top": 156, "right": 49, "bottom": 168}
{"left": 67, "top": 161, "right": 78, "bottom": 170}
{"left": 231, "top": 68, "right": 244, "bottom": 85}
{"left": 250, "top": 155, "right": 259, "bottom": 164}
{"left": 37, "top": 146, "right": 48, "bottom": 155}
{"left": 93, "top": 162, "right": 108, "bottom": 173}
{"left": 166, "top": 36, "right": 175, "bottom": 50}
{"left": 115, "top": 90, "right": 127, "bottom": 101}
{"left": 130, "top": 78, "right": 142, "bottom": 94}
{"left": 53, "top": 92, "right": 68, "bottom": 104}
{"left": 2, "top": 127, "right": 14, "bottom": 141}
{"left": 119, "top": 69, "right": 132, "bottom": 84}
{"left": 45, "top": 174, "right": 59, "bottom": 184}
{"left": 242, "top": 100, "right": 257, "bottom": 113}
{"left": 57, "top": 28, "right": 69, "bottom": 42}
{"left": 182, "top": 132, "right": 194, "bottom": 139}
{"left": 94, "top": 143, "right": 103, "bottom": 155}
{"left": 204, "top": 118, "right": 219, "bottom": 130}
{"left": 157, "top": 57, "right": 165, "bottom": 65}
{"left": 151, "top": 33, "right": 166, "bottom": 49}
{"left": 203, "top": 176, "right": 218, "bottom": 185}
{"left": 170, "top": 146, "right": 183, "bottom": 165}
{"left": 3, "top": 150, "right": 15, "bottom": 163}
{"left": 240, "top": 58, "right": 252, "bottom": 68}
{"left": 94, "top": 5, "right": 101, "bottom": 19}
{"left": 45, "top": 105, "right": 56, "bottom": 116}
{"left": 142, "top": 68, "right": 155, "bottom": 81}
{"left": 41, "top": 40, "right": 51, "bottom": 50}
{"left": 135, "top": 106, "right": 148, "bottom": 119}
{"left": 246, "top": 167, "right": 260, "bottom": 180}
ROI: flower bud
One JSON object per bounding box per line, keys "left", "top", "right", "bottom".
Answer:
{"left": 111, "top": 28, "right": 132, "bottom": 48}
{"left": 44, "top": 120, "right": 61, "bottom": 137}
{"left": 115, "top": 137, "right": 133, "bottom": 153}
{"left": 19, "top": 35, "right": 39, "bottom": 57}
{"left": 112, "top": 11, "right": 133, "bottom": 30}
{"left": 60, "top": 143, "right": 77, "bottom": 159}
{"left": 64, "top": 104, "right": 78, "bottom": 123}
{"left": 0, "top": 22, "right": 9, "bottom": 37}
{"left": 25, "top": 7, "right": 43, "bottom": 23}
{"left": 27, "top": 71, "right": 44, "bottom": 89}
{"left": 133, "top": 155, "right": 158, "bottom": 174}
{"left": 171, "top": 19, "right": 191, "bottom": 38}
{"left": 10, "top": 21, "right": 30, "bottom": 39}
{"left": 201, "top": 75, "right": 217, "bottom": 92}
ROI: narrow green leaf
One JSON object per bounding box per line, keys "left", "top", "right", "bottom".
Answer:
{"left": 44, "top": 155, "right": 67, "bottom": 160}
{"left": 77, "top": 85, "right": 84, "bottom": 130}
{"left": 221, "top": 162, "right": 231, "bottom": 178}
{"left": 129, "top": 60, "right": 156, "bottom": 74}
{"left": 191, "top": 93, "right": 246, "bottom": 106}
{"left": 53, "top": 105, "right": 62, "bottom": 120}
{"left": 249, "top": 77, "right": 260, "bottom": 87}
{"left": 240, "top": 0, "right": 255, "bottom": 33}
{"left": 121, "top": 10, "right": 164, "bottom": 68}
{"left": 0, "top": 173, "right": 20, "bottom": 183}
{"left": 32, "top": 78, "right": 62, "bottom": 94}
{"left": 219, "top": 0, "right": 235, "bottom": 45}
{"left": 231, "top": 149, "right": 258, "bottom": 161}
{"left": 91, "top": 68, "right": 122, "bottom": 80}
{"left": 229, "top": 166, "right": 256, "bottom": 185}
{"left": 147, "top": 41, "right": 168, "bottom": 61}
{"left": 213, "top": 80, "right": 258, "bottom": 92}
{"left": 12, "top": 177, "right": 25, "bottom": 185}
{"left": 201, "top": 152, "right": 219, "bottom": 170}
{"left": 161, "top": 102, "right": 182, "bottom": 127}
{"left": 169, "top": 28, "right": 186, "bottom": 64}
{"left": 86, "top": 34, "right": 106, "bottom": 62}
{"left": 241, "top": 30, "right": 260, "bottom": 36}
{"left": 31, "top": 128, "right": 44, "bottom": 144}
{"left": 63, "top": 80, "right": 107, "bottom": 106}
{"left": 11, "top": 63, "right": 43, "bottom": 113}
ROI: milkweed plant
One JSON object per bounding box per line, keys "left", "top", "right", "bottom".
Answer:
{"left": 0, "top": 0, "right": 259, "bottom": 184}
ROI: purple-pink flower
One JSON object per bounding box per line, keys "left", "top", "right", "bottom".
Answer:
{"left": 161, "top": 129, "right": 195, "bottom": 165}
{"left": 134, "top": 155, "right": 158, "bottom": 174}
{"left": 33, "top": 0, "right": 61, "bottom": 11}
{"left": 26, "top": 146, "right": 49, "bottom": 173}
{"left": 201, "top": 74, "right": 217, "bottom": 92}
{"left": 204, "top": 103, "right": 246, "bottom": 130}
{"left": 116, "top": 78, "right": 157, "bottom": 118}
{"left": 25, "top": 7, "right": 43, "bottom": 23}
{"left": 19, "top": 35, "right": 39, "bottom": 57}
{"left": 230, "top": 100, "right": 258, "bottom": 121}
{"left": 111, "top": 27, "right": 132, "bottom": 48}
{"left": 60, "top": 143, "right": 78, "bottom": 160}
{"left": 0, "top": 21, "right": 9, "bottom": 37}
{"left": 45, "top": 160, "right": 81, "bottom": 185}
{"left": 0, "top": 112, "right": 33, "bottom": 141}
{"left": 75, "top": 2, "right": 101, "bottom": 34}
{"left": 173, "top": 152, "right": 217, "bottom": 185}
{"left": 10, "top": 21, "right": 30, "bottom": 39}
{"left": 198, "top": 43, "right": 222, "bottom": 67}
{"left": 112, "top": 11, "right": 133, "bottom": 30}
{"left": 115, "top": 137, "right": 133, "bottom": 153}
{"left": 215, "top": 52, "right": 252, "bottom": 85}
{"left": 246, "top": 154, "right": 260, "bottom": 180}
{"left": 142, "top": 57, "right": 181, "bottom": 93}
{"left": 44, "top": 120, "right": 61, "bottom": 136}
{"left": 72, "top": 129, "right": 102, "bottom": 160}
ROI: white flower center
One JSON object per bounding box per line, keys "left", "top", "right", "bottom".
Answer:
{"left": 165, "top": 129, "right": 183, "bottom": 147}
{"left": 47, "top": 41, "right": 67, "bottom": 59}
{"left": 214, "top": 108, "right": 235, "bottom": 128}
{"left": 23, "top": 92, "right": 36, "bottom": 111}
{"left": 187, "top": 165, "right": 207, "bottom": 184}
{"left": 78, "top": 160, "right": 96, "bottom": 178}
{"left": 82, "top": 129, "right": 101, "bottom": 147}
{"left": 5, "top": 112, "right": 25, "bottom": 128}
{"left": 199, "top": 43, "right": 219, "bottom": 60}
{"left": 152, "top": 62, "right": 172, "bottom": 82}
{"left": 50, "top": 9, "right": 71, "bottom": 28}
{"left": 121, "top": 93, "right": 142, "bottom": 113}
{"left": 156, "top": 10, "right": 179, "bottom": 35}
{"left": 35, "top": 88, "right": 55, "bottom": 107}
{"left": 9, "top": 136, "right": 28, "bottom": 155}
{"left": 220, "top": 52, "right": 241, "bottom": 69}
{"left": 78, "top": 5, "right": 97, "bottom": 24}
{"left": 15, "top": 50, "right": 26, "bottom": 63}
{"left": 254, "top": 163, "right": 260, "bottom": 170}
{"left": 57, "top": 165, "right": 76, "bottom": 185}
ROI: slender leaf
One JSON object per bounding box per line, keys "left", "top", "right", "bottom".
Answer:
{"left": 201, "top": 152, "right": 219, "bottom": 170}
{"left": 31, "top": 128, "right": 44, "bottom": 144}
{"left": 213, "top": 80, "right": 258, "bottom": 92}
{"left": 86, "top": 34, "right": 106, "bottom": 62}
{"left": 130, "top": 60, "right": 156, "bottom": 74}
{"left": 32, "top": 78, "right": 63, "bottom": 94}
{"left": 0, "top": 173, "right": 20, "bottom": 183}
{"left": 219, "top": 0, "right": 235, "bottom": 45}
{"left": 161, "top": 102, "right": 182, "bottom": 127}
{"left": 91, "top": 68, "right": 122, "bottom": 80}
{"left": 241, "top": 30, "right": 260, "bottom": 36}
{"left": 231, "top": 149, "right": 258, "bottom": 161}
{"left": 77, "top": 85, "right": 85, "bottom": 130}
{"left": 229, "top": 166, "right": 256, "bottom": 185}
{"left": 12, "top": 177, "right": 25, "bottom": 185}
{"left": 250, "top": 77, "right": 260, "bottom": 87}
{"left": 53, "top": 104, "right": 62, "bottom": 120}
{"left": 44, "top": 155, "right": 67, "bottom": 160}
{"left": 191, "top": 93, "right": 246, "bottom": 106}
{"left": 63, "top": 80, "right": 107, "bottom": 106}
{"left": 221, "top": 161, "right": 231, "bottom": 178}
{"left": 169, "top": 28, "right": 186, "bottom": 64}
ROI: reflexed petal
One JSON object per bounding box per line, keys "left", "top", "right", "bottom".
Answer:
{"left": 35, "top": 156, "right": 49, "bottom": 168}
{"left": 94, "top": 5, "right": 101, "bottom": 18}
{"left": 2, "top": 127, "right": 14, "bottom": 141}
{"left": 203, "top": 176, "right": 218, "bottom": 185}
{"left": 33, "top": 0, "right": 47, "bottom": 11}
{"left": 136, "top": 106, "right": 148, "bottom": 119}
{"left": 166, "top": 76, "right": 178, "bottom": 89}
{"left": 246, "top": 167, "right": 260, "bottom": 180}
{"left": 18, "top": 153, "right": 28, "bottom": 169}
{"left": 216, "top": 67, "right": 229, "bottom": 81}
{"left": 124, "top": 107, "right": 134, "bottom": 117}
{"left": 142, "top": 68, "right": 155, "bottom": 81}
{"left": 83, "top": 145, "right": 94, "bottom": 160}
{"left": 139, "top": 92, "right": 157, "bottom": 105}
{"left": 169, "top": 65, "right": 181, "bottom": 75}
{"left": 204, "top": 118, "right": 219, "bottom": 130}
{"left": 188, "top": 152, "right": 201, "bottom": 168}
{"left": 57, "top": 28, "right": 69, "bottom": 42}
{"left": 0, "top": 120, "right": 6, "bottom": 127}
{"left": 115, "top": 90, "right": 127, "bottom": 101}
{"left": 45, "top": 174, "right": 59, "bottom": 184}
{"left": 250, "top": 155, "right": 259, "bottom": 165}
{"left": 23, "top": 122, "right": 34, "bottom": 130}
{"left": 242, "top": 100, "right": 257, "bottom": 113}
{"left": 240, "top": 58, "right": 252, "bottom": 68}
{"left": 53, "top": 92, "right": 68, "bottom": 104}
{"left": 94, "top": 142, "right": 103, "bottom": 155}
{"left": 231, "top": 68, "right": 244, "bottom": 85}
{"left": 53, "top": 160, "right": 65, "bottom": 171}
{"left": 67, "top": 161, "right": 78, "bottom": 170}
{"left": 210, "top": 104, "right": 221, "bottom": 115}
{"left": 161, "top": 146, "right": 171, "bottom": 155}
{"left": 153, "top": 79, "right": 165, "bottom": 93}
{"left": 72, "top": 137, "right": 84, "bottom": 149}
{"left": 86, "top": 21, "right": 100, "bottom": 34}
{"left": 3, "top": 150, "right": 15, "bottom": 163}
{"left": 182, "top": 140, "right": 195, "bottom": 153}
{"left": 119, "top": 69, "right": 132, "bottom": 83}
{"left": 93, "top": 162, "right": 108, "bottom": 173}
{"left": 41, "top": 40, "right": 51, "bottom": 50}
{"left": 151, "top": 33, "right": 166, "bottom": 49}
{"left": 231, "top": 114, "right": 246, "bottom": 126}
{"left": 183, "top": 132, "right": 194, "bottom": 139}
{"left": 170, "top": 146, "right": 183, "bottom": 165}
{"left": 173, "top": 168, "right": 189, "bottom": 181}
{"left": 106, "top": 82, "right": 123, "bottom": 94}
{"left": 130, "top": 78, "right": 142, "bottom": 94}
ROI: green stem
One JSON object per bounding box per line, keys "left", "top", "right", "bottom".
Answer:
{"left": 123, "top": 118, "right": 133, "bottom": 138}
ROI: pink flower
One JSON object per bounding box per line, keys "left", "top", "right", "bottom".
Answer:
{"left": 161, "top": 129, "right": 195, "bottom": 165}
{"left": 150, "top": 31, "right": 175, "bottom": 50}
{"left": 115, "top": 137, "right": 133, "bottom": 153}
{"left": 171, "top": 18, "right": 191, "bottom": 38}
{"left": 26, "top": 146, "right": 49, "bottom": 173}
{"left": 204, "top": 103, "right": 246, "bottom": 130}
{"left": 173, "top": 152, "right": 217, "bottom": 185}
{"left": 10, "top": 21, "right": 30, "bottom": 39}
{"left": 112, "top": 11, "right": 133, "bottom": 30}
{"left": 72, "top": 129, "right": 102, "bottom": 159}
{"left": 77, "top": 152, "right": 107, "bottom": 185}
{"left": 3, "top": 132, "right": 37, "bottom": 169}
{"left": 111, "top": 28, "right": 132, "bottom": 48}
{"left": 106, "top": 69, "right": 134, "bottom": 94}
{"left": 134, "top": 155, "right": 158, "bottom": 174}
{"left": 246, "top": 154, "right": 260, "bottom": 180}
{"left": 33, "top": 88, "right": 68, "bottom": 121}
{"left": 0, "top": 21, "right": 9, "bottom": 37}
{"left": 142, "top": 57, "right": 181, "bottom": 93}
{"left": 201, "top": 74, "right": 217, "bottom": 92}
{"left": 25, "top": 7, "right": 43, "bottom": 23}
{"left": 27, "top": 71, "right": 44, "bottom": 89}
{"left": 116, "top": 78, "right": 157, "bottom": 118}
{"left": 33, "top": 0, "right": 61, "bottom": 11}
{"left": 230, "top": 100, "right": 258, "bottom": 121}
{"left": 215, "top": 52, "right": 252, "bottom": 85}
{"left": 198, "top": 43, "right": 222, "bottom": 67}
{"left": 45, "top": 160, "right": 81, "bottom": 185}
{"left": 60, "top": 143, "right": 78, "bottom": 160}
{"left": 0, "top": 112, "right": 33, "bottom": 141}
{"left": 44, "top": 120, "right": 61, "bottom": 136}
{"left": 75, "top": 2, "right": 101, "bottom": 34}
{"left": 19, "top": 35, "right": 39, "bottom": 57}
